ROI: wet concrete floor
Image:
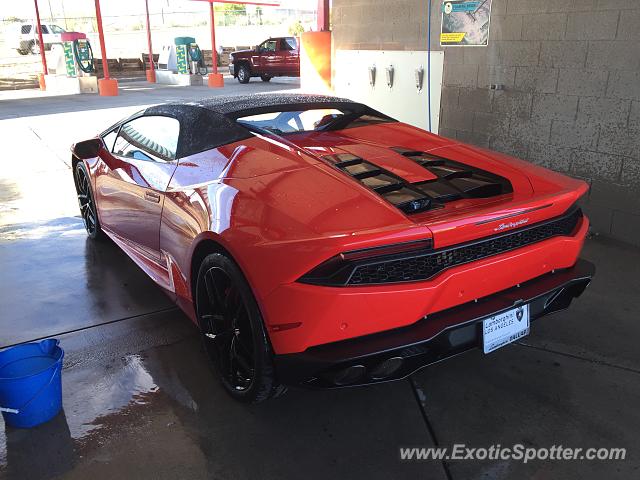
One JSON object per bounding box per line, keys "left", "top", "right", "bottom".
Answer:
{"left": 1, "top": 83, "right": 639, "bottom": 479}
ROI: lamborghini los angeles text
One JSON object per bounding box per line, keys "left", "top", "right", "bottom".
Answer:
{"left": 71, "top": 94, "right": 594, "bottom": 402}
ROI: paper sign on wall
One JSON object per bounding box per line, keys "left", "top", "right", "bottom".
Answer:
{"left": 440, "top": 0, "right": 492, "bottom": 47}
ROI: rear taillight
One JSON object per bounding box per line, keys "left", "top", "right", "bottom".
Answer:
{"left": 299, "top": 205, "right": 582, "bottom": 287}
{"left": 341, "top": 240, "right": 432, "bottom": 261}
{"left": 298, "top": 239, "right": 433, "bottom": 286}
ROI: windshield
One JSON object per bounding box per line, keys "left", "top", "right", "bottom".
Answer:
{"left": 236, "top": 108, "right": 391, "bottom": 135}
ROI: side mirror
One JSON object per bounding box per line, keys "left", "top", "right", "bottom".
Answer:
{"left": 72, "top": 138, "right": 102, "bottom": 159}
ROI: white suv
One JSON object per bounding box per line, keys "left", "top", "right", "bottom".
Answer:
{"left": 6, "top": 23, "right": 66, "bottom": 55}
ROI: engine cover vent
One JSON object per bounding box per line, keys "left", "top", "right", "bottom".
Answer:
{"left": 391, "top": 147, "right": 513, "bottom": 202}
{"left": 321, "top": 148, "right": 513, "bottom": 216}
{"left": 323, "top": 153, "right": 433, "bottom": 214}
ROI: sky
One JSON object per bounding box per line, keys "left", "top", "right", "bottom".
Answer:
{"left": 1, "top": 0, "right": 318, "bottom": 20}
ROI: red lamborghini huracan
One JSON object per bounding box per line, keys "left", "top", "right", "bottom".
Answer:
{"left": 72, "top": 94, "right": 594, "bottom": 402}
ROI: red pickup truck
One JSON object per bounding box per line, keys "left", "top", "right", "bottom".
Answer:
{"left": 229, "top": 37, "right": 300, "bottom": 83}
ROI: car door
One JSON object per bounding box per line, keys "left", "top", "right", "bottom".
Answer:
{"left": 94, "top": 115, "right": 180, "bottom": 260}
{"left": 259, "top": 39, "right": 279, "bottom": 74}
{"left": 39, "top": 25, "right": 51, "bottom": 45}
{"left": 18, "top": 25, "right": 32, "bottom": 50}
{"left": 282, "top": 37, "right": 299, "bottom": 75}
{"left": 272, "top": 39, "right": 290, "bottom": 75}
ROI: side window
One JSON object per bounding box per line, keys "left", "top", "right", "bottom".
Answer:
{"left": 40, "top": 25, "right": 49, "bottom": 34}
{"left": 102, "top": 128, "right": 118, "bottom": 152}
{"left": 49, "top": 25, "right": 65, "bottom": 34}
{"left": 113, "top": 116, "right": 180, "bottom": 162}
{"left": 21, "top": 25, "right": 32, "bottom": 34}
{"left": 261, "top": 40, "right": 277, "bottom": 52}
{"left": 284, "top": 38, "right": 297, "bottom": 50}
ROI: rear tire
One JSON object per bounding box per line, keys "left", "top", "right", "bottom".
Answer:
{"left": 195, "top": 253, "right": 286, "bottom": 403}
{"left": 29, "top": 40, "right": 40, "bottom": 55}
{"left": 260, "top": 74, "right": 271, "bottom": 82}
{"left": 74, "top": 162, "right": 105, "bottom": 240}
{"left": 237, "top": 64, "right": 250, "bottom": 84}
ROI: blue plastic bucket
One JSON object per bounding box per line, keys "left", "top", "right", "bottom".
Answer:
{"left": 0, "top": 339, "right": 64, "bottom": 429}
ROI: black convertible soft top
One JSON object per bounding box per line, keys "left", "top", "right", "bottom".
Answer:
{"left": 114, "top": 94, "right": 389, "bottom": 159}
{"left": 191, "top": 93, "right": 360, "bottom": 118}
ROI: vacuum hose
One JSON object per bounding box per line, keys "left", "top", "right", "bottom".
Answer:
{"left": 73, "top": 39, "right": 95, "bottom": 74}
{"left": 187, "top": 44, "right": 208, "bottom": 76}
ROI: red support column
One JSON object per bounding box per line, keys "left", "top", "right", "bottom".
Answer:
{"left": 208, "top": 1, "right": 224, "bottom": 87}
{"left": 34, "top": 0, "right": 48, "bottom": 90}
{"left": 317, "top": 0, "right": 329, "bottom": 32}
{"left": 94, "top": 0, "right": 118, "bottom": 95}
{"left": 145, "top": 0, "right": 156, "bottom": 83}
{"left": 210, "top": 2, "right": 218, "bottom": 75}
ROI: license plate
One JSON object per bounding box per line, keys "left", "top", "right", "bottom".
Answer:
{"left": 482, "top": 304, "right": 529, "bottom": 354}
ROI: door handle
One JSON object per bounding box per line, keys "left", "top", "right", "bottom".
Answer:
{"left": 144, "top": 191, "right": 161, "bottom": 203}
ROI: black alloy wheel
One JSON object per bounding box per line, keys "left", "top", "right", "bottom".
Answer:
{"left": 75, "top": 162, "right": 104, "bottom": 239}
{"left": 195, "top": 253, "right": 286, "bottom": 402}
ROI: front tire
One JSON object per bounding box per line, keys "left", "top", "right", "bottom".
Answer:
{"left": 195, "top": 253, "right": 286, "bottom": 403}
{"left": 29, "top": 40, "right": 40, "bottom": 55}
{"left": 237, "top": 64, "right": 250, "bottom": 84}
{"left": 74, "top": 162, "right": 104, "bottom": 240}
{"left": 260, "top": 74, "right": 271, "bottom": 82}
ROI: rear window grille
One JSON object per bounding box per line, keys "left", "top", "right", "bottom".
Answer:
{"left": 322, "top": 148, "right": 512, "bottom": 215}
{"left": 347, "top": 207, "right": 582, "bottom": 285}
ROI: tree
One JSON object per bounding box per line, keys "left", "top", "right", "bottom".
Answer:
{"left": 214, "top": 3, "right": 247, "bottom": 26}
{"left": 288, "top": 20, "right": 304, "bottom": 36}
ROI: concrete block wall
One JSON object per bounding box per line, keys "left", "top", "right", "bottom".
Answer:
{"left": 332, "top": 0, "right": 640, "bottom": 246}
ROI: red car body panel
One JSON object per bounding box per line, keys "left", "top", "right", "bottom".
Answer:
{"left": 262, "top": 220, "right": 588, "bottom": 353}
{"left": 78, "top": 98, "right": 590, "bottom": 363}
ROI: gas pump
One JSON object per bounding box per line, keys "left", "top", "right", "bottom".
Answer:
{"left": 174, "top": 36, "right": 194, "bottom": 74}
{"left": 71, "top": 37, "right": 95, "bottom": 74}
{"left": 159, "top": 37, "right": 207, "bottom": 75}
{"left": 156, "top": 36, "right": 207, "bottom": 85}
{"left": 60, "top": 32, "right": 95, "bottom": 76}
{"left": 47, "top": 32, "right": 97, "bottom": 93}
{"left": 187, "top": 43, "right": 208, "bottom": 75}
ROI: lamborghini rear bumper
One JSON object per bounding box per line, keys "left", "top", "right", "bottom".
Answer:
{"left": 273, "top": 258, "right": 594, "bottom": 388}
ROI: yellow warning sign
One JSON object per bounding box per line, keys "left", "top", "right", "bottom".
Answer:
{"left": 440, "top": 32, "right": 467, "bottom": 43}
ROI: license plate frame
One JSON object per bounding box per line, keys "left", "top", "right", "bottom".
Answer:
{"left": 482, "top": 304, "right": 530, "bottom": 354}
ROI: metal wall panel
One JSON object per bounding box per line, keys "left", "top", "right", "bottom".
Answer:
{"left": 333, "top": 50, "right": 444, "bottom": 134}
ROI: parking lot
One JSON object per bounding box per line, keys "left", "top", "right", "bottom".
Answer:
{"left": 0, "top": 80, "right": 638, "bottom": 479}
